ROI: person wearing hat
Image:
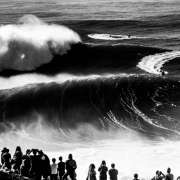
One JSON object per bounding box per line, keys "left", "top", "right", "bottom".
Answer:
{"left": 1, "top": 148, "right": 11, "bottom": 170}
{"left": 1, "top": 147, "right": 7, "bottom": 165}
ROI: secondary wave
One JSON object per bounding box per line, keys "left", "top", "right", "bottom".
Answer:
{"left": 88, "top": 33, "right": 146, "bottom": 41}
{"left": 0, "top": 14, "right": 81, "bottom": 71}
{"left": 137, "top": 51, "right": 180, "bottom": 75}
{"left": 0, "top": 43, "right": 165, "bottom": 77}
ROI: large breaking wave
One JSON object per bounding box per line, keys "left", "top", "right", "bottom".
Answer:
{"left": 0, "top": 15, "right": 180, "bottom": 142}
{"left": 1, "top": 12, "right": 180, "bottom": 180}
{"left": 0, "top": 15, "right": 81, "bottom": 71}
{"left": 0, "top": 75, "right": 180, "bottom": 140}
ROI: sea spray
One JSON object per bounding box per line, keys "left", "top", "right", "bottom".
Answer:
{"left": 0, "top": 14, "right": 81, "bottom": 71}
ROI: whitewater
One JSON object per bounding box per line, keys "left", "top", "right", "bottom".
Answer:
{"left": 1, "top": 124, "right": 180, "bottom": 180}
{"left": 88, "top": 33, "right": 148, "bottom": 41}
{"left": 0, "top": 15, "right": 81, "bottom": 71}
{"left": 137, "top": 51, "right": 180, "bottom": 75}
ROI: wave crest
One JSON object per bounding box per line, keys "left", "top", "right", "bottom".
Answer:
{"left": 137, "top": 51, "right": 180, "bottom": 75}
{"left": 0, "top": 15, "right": 81, "bottom": 71}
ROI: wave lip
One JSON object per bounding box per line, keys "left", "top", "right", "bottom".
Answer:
{"left": 0, "top": 73, "right": 139, "bottom": 90}
{"left": 137, "top": 51, "right": 180, "bottom": 75}
{"left": 0, "top": 15, "right": 81, "bottom": 72}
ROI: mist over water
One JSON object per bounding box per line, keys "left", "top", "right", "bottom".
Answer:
{"left": 1, "top": 117, "right": 180, "bottom": 180}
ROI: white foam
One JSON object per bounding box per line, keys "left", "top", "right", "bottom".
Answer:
{"left": 0, "top": 73, "right": 138, "bottom": 90}
{"left": 88, "top": 33, "right": 145, "bottom": 41}
{"left": 0, "top": 15, "right": 81, "bottom": 71}
{"left": 137, "top": 51, "right": 180, "bottom": 75}
{"left": 1, "top": 121, "right": 180, "bottom": 180}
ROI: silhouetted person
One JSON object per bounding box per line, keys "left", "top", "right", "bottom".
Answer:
{"left": 29, "top": 149, "right": 41, "bottom": 180}
{"left": 98, "top": 161, "right": 108, "bottom": 180}
{"left": 87, "top": 163, "right": 97, "bottom": 180}
{"left": 20, "top": 149, "right": 31, "bottom": 177}
{"left": 1, "top": 148, "right": 11, "bottom": 170}
{"left": 39, "top": 150, "right": 51, "bottom": 180}
{"left": 58, "top": 156, "right": 65, "bottom": 180}
{"left": 63, "top": 154, "right": 77, "bottom": 180}
{"left": 109, "top": 163, "right": 118, "bottom": 180}
{"left": 1, "top": 147, "right": 7, "bottom": 165}
{"left": 152, "top": 170, "right": 165, "bottom": 180}
{"left": 133, "top": 173, "right": 139, "bottom": 180}
{"left": 12, "top": 146, "right": 23, "bottom": 173}
{"left": 51, "top": 158, "right": 58, "bottom": 180}
{"left": 165, "top": 168, "right": 174, "bottom": 180}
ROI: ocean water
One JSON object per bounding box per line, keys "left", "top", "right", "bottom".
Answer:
{"left": 1, "top": 0, "right": 180, "bottom": 180}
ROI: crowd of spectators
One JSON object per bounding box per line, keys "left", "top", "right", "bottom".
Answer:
{"left": 0, "top": 146, "right": 176, "bottom": 180}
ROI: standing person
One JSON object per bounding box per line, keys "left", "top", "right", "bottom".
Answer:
{"left": 51, "top": 158, "right": 58, "bottom": 180}
{"left": 87, "top": 163, "right": 97, "bottom": 180}
{"left": 98, "top": 161, "right": 108, "bottom": 180}
{"left": 12, "top": 146, "right": 23, "bottom": 173}
{"left": 152, "top": 171, "right": 165, "bottom": 180}
{"left": 58, "top": 156, "right": 65, "bottom": 180}
{"left": 133, "top": 173, "right": 139, "bottom": 180}
{"left": 1, "top": 148, "right": 11, "bottom": 170}
{"left": 63, "top": 154, "right": 77, "bottom": 180}
{"left": 39, "top": 150, "right": 51, "bottom": 180}
{"left": 1, "top": 147, "right": 8, "bottom": 165}
{"left": 165, "top": 168, "right": 174, "bottom": 180}
{"left": 109, "top": 163, "right": 118, "bottom": 180}
{"left": 29, "top": 149, "right": 41, "bottom": 180}
{"left": 20, "top": 149, "right": 31, "bottom": 177}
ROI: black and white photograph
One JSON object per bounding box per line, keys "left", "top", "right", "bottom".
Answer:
{"left": 0, "top": 0, "right": 180, "bottom": 180}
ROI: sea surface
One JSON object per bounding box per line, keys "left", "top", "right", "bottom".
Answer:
{"left": 0, "top": 0, "right": 180, "bottom": 179}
